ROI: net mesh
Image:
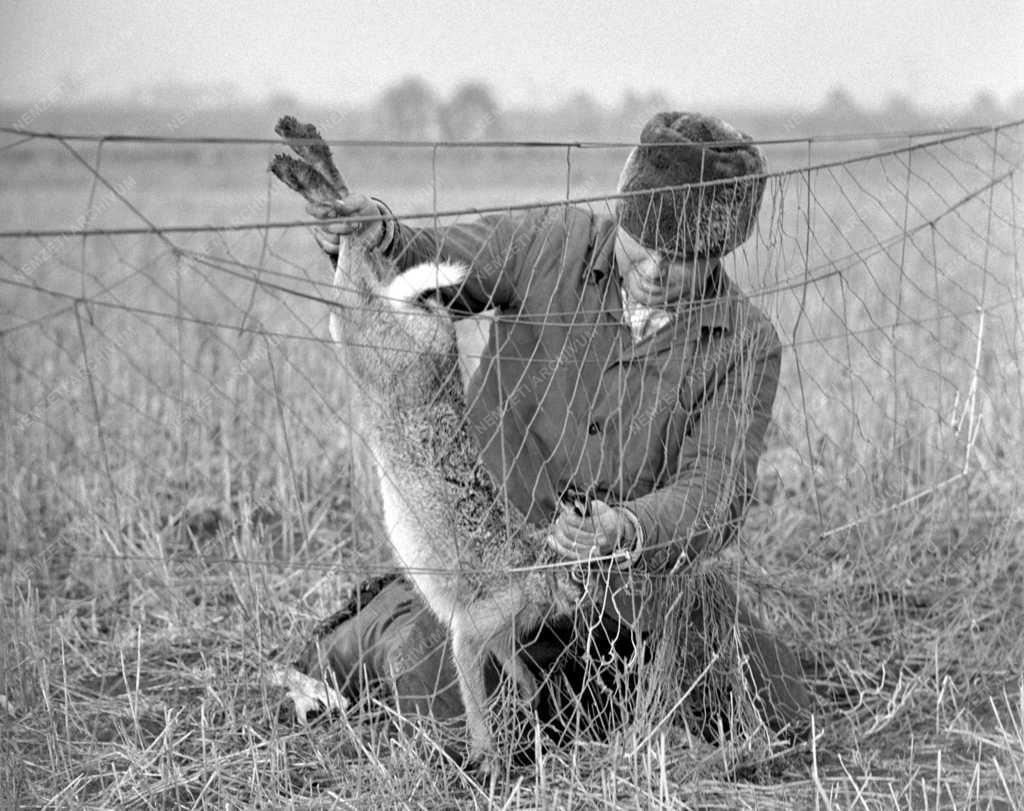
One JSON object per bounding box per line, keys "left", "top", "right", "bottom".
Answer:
{"left": 2, "top": 122, "right": 1023, "bottom": 783}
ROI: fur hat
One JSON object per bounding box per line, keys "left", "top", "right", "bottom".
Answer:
{"left": 616, "top": 112, "right": 767, "bottom": 259}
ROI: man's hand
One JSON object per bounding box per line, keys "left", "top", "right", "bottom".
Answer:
{"left": 547, "top": 499, "right": 634, "bottom": 562}
{"left": 306, "top": 193, "right": 385, "bottom": 255}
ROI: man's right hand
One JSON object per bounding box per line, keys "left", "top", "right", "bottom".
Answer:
{"left": 306, "top": 192, "right": 386, "bottom": 256}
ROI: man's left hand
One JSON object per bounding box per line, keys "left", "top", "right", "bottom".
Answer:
{"left": 547, "top": 499, "right": 632, "bottom": 561}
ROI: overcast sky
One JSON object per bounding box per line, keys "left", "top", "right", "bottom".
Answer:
{"left": 2, "top": 0, "right": 1021, "bottom": 110}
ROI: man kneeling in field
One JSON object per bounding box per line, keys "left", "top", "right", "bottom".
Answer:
{"left": 287, "top": 112, "right": 811, "bottom": 749}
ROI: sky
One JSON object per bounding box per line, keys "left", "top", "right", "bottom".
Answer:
{"left": 1, "top": 0, "right": 1021, "bottom": 111}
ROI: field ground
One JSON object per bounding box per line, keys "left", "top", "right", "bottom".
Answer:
{"left": 2, "top": 123, "right": 1023, "bottom": 808}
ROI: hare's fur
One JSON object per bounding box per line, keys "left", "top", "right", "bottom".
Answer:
{"left": 330, "top": 242, "right": 581, "bottom": 765}
{"left": 268, "top": 116, "right": 580, "bottom": 764}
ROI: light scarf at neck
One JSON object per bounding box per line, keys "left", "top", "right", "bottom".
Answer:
{"left": 620, "top": 287, "right": 672, "bottom": 342}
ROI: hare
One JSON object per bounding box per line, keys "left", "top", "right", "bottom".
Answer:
{"left": 270, "top": 117, "right": 582, "bottom": 768}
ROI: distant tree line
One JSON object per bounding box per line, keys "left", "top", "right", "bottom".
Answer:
{"left": 4, "top": 76, "right": 1022, "bottom": 142}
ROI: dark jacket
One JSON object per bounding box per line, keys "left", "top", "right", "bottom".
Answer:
{"left": 383, "top": 205, "right": 781, "bottom": 576}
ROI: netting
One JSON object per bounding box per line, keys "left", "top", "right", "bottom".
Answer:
{"left": 2, "top": 119, "right": 1023, "bottom": 798}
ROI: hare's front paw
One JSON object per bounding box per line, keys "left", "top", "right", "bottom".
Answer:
{"left": 266, "top": 664, "right": 347, "bottom": 723}
{"left": 467, "top": 748, "right": 504, "bottom": 784}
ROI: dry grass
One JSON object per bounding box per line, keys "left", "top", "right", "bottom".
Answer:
{"left": 2, "top": 126, "right": 1023, "bottom": 808}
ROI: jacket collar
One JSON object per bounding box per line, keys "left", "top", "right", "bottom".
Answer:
{"left": 622, "top": 292, "right": 735, "bottom": 361}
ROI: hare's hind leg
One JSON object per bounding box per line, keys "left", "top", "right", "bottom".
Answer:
{"left": 449, "top": 621, "right": 495, "bottom": 767}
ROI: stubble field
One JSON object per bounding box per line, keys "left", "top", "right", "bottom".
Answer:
{"left": 1, "top": 123, "right": 1023, "bottom": 808}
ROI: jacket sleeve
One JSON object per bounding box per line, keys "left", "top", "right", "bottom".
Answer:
{"left": 622, "top": 325, "right": 781, "bottom": 571}
{"left": 383, "top": 208, "right": 537, "bottom": 314}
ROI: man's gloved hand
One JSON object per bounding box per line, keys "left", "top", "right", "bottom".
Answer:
{"left": 306, "top": 192, "right": 387, "bottom": 257}
{"left": 547, "top": 499, "right": 635, "bottom": 562}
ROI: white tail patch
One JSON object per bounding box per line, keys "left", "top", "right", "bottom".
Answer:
{"left": 383, "top": 261, "right": 470, "bottom": 306}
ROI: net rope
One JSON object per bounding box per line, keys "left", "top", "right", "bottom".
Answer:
{"left": 2, "top": 120, "right": 1022, "bottom": 758}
